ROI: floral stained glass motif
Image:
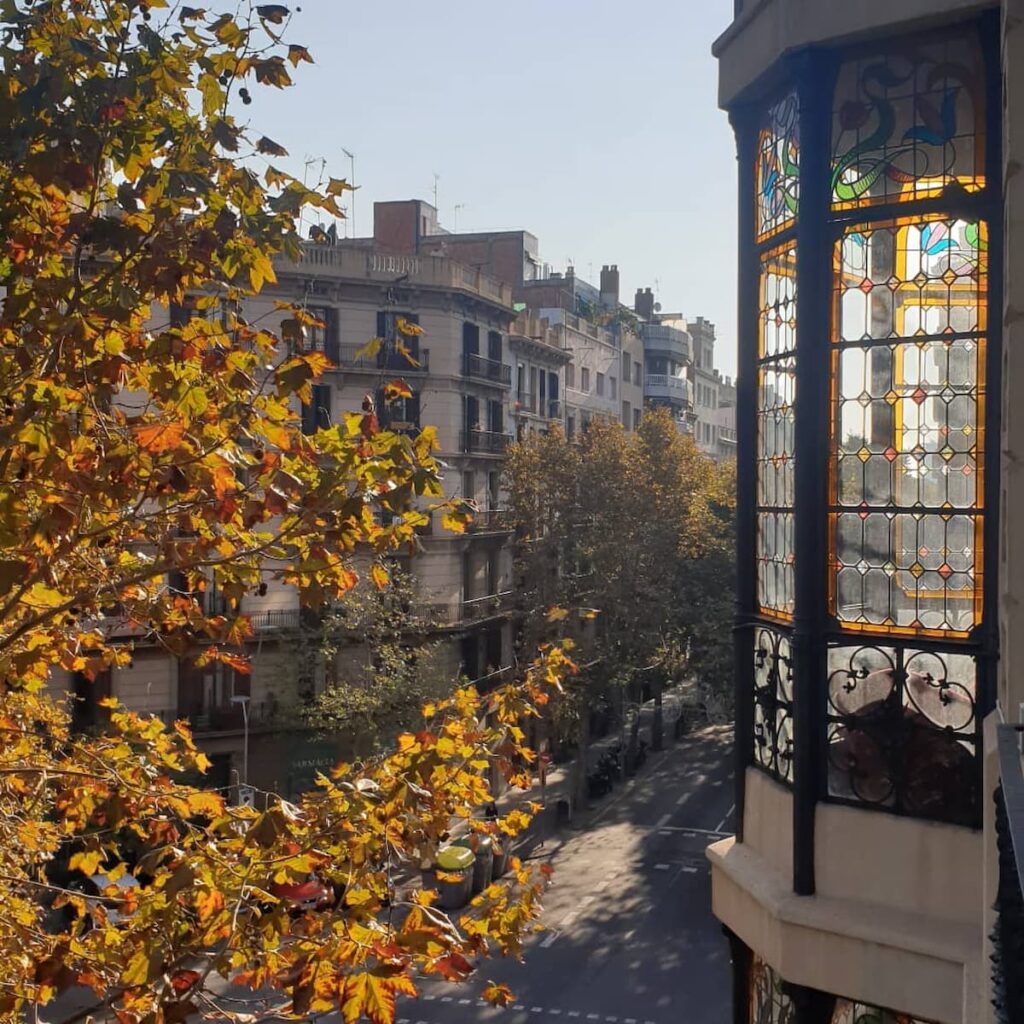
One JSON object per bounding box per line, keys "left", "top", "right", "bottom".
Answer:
{"left": 832, "top": 997, "right": 935, "bottom": 1024}
{"left": 757, "top": 243, "right": 797, "bottom": 619}
{"left": 832, "top": 31, "right": 985, "bottom": 209}
{"left": 749, "top": 957, "right": 794, "bottom": 1024}
{"left": 753, "top": 628, "right": 794, "bottom": 784}
{"left": 757, "top": 93, "right": 800, "bottom": 240}
{"left": 830, "top": 216, "right": 986, "bottom": 636}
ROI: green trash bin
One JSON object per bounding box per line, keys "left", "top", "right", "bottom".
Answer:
{"left": 455, "top": 836, "right": 493, "bottom": 893}
{"left": 435, "top": 845, "right": 474, "bottom": 909}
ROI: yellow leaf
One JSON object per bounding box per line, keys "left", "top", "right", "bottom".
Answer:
{"left": 134, "top": 421, "right": 186, "bottom": 454}
{"left": 196, "top": 888, "right": 225, "bottom": 923}
{"left": 69, "top": 850, "right": 104, "bottom": 876}
{"left": 370, "top": 563, "right": 389, "bottom": 590}
{"left": 483, "top": 983, "right": 515, "bottom": 1008}
{"left": 395, "top": 317, "right": 423, "bottom": 337}
{"left": 546, "top": 606, "right": 569, "bottom": 623}
{"left": 353, "top": 337, "right": 382, "bottom": 361}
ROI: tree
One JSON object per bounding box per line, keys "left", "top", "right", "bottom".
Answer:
{"left": 0, "top": 3, "right": 570, "bottom": 1021}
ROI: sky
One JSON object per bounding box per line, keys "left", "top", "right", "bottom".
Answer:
{"left": 251, "top": 1, "right": 739, "bottom": 375}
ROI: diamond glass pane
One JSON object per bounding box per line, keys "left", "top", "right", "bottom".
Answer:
{"left": 832, "top": 31, "right": 985, "bottom": 210}
{"left": 757, "top": 93, "right": 800, "bottom": 241}
{"left": 757, "top": 242, "right": 797, "bottom": 620}
{"left": 753, "top": 627, "right": 794, "bottom": 785}
{"left": 831, "top": 217, "right": 986, "bottom": 636}
{"left": 827, "top": 643, "right": 977, "bottom": 825}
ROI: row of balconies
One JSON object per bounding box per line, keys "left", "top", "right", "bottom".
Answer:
{"left": 513, "top": 393, "right": 563, "bottom": 419}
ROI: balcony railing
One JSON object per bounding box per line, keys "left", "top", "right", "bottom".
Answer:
{"left": 248, "top": 608, "right": 304, "bottom": 632}
{"left": 338, "top": 343, "right": 430, "bottom": 373}
{"left": 645, "top": 374, "right": 688, "bottom": 394}
{"left": 461, "top": 590, "right": 514, "bottom": 622}
{"left": 463, "top": 353, "right": 512, "bottom": 386}
{"left": 461, "top": 429, "right": 512, "bottom": 455}
{"left": 993, "top": 723, "right": 1024, "bottom": 1024}
{"left": 547, "top": 400, "right": 563, "bottom": 419}
{"left": 515, "top": 392, "right": 537, "bottom": 414}
{"left": 466, "top": 508, "right": 513, "bottom": 534}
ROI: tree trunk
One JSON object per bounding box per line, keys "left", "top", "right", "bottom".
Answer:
{"left": 572, "top": 704, "right": 590, "bottom": 811}
{"left": 652, "top": 674, "right": 664, "bottom": 751}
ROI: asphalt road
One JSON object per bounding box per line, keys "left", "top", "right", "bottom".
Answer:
{"left": 386, "top": 723, "right": 735, "bottom": 1024}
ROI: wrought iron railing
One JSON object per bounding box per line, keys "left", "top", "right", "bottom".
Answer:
{"left": 547, "top": 400, "right": 563, "bottom": 419}
{"left": 463, "top": 353, "right": 512, "bottom": 386}
{"left": 338, "top": 343, "right": 429, "bottom": 373}
{"left": 248, "top": 608, "right": 304, "bottom": 631}
{"left": 461, "top": 591, "right": 514, "bottom": 622}
{"left": 993, "top": 723, "right": 1024, "bottom": 1024}
{"left": 461, "top": 429, "right": 512, "bottom": 455}
{"left": 466, "top": 508, "right": 512, "bottom": 533}
{"left": 515, "top": 392, "right": 537, "bottom": 414}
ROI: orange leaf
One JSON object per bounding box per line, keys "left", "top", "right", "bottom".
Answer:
{"left": 370, "top": 564, "right": 389, "bottom": 590}
{"left": 134, "top": 421, "right": 186, "bottom": 453}
{"left": 482, "top": 983, "right": 514, "bottom": 1007}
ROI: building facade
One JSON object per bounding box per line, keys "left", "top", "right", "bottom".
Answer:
{"left": 710, "top": 2, "right": 1023, "bottom": 1023}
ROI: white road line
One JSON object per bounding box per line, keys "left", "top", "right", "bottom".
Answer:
{"left": 459, "top": 999, "right": 471, "bottom": 1005}
{"left": 606, "top": 1016, "right": 619, "bottom": 1022}
{"left": 658, "top": 830, "right": 672, "bottom": 837}
{"left": 550, "top": 1011, "right": 562, "bottom": 1016}
{"left": 676, "top": 792, "right": 690, "bottom": 807}
{"left": 540, "top": 930, "right": 560, "bottom": 948}
{"left": 651, "top": 825, "right": 728, "bottom": 836}
{"left": 625, "top": 1018, "right": 637, "bottom": 1023}
{"left": 682, "top": 865, "right": 699, "bottom": 873}
{"left": 654, "top": 862, "right": 671, "bottom": 870}
{"left": 656, "top": 813, "right": 672, "bottom": 828}
{"left": 423, "top": 995, "right": 437, "bottom": 1002}
{"left": 715, "top": 803, "right": 736, "bottom": 834}
{"left": 568, "top": 1013, "right": 581, "bottom": 1018}
{"left": 441, "top": 996, "right": 453, "bottom": 1003}
{"left": 514, "top": 1006, "right": 526, "bottom": 1012}
{"left": 587, "top": 1014, "right": 600, "bottom": 1020}
{"left": 398, "top": 1018, "right": 409, "bottom": 1023}
{"left": 531, "top": 1007, "right": 544, "bottom": 1013}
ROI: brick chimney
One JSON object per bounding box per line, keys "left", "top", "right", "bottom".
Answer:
{"left": 635, "top": 286, "right": 655, "bottom": 321}
{"left": 600, "top": 265, "right": 620, "bottom": 309}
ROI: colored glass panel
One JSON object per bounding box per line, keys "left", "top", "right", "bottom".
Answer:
{"left": 830, "top": 217, "right": 986, "bottom": 636}
{"left": 832, "top": 31, "right": 985, "bottom": 209}
{"left": 757, "top": 243, "right": 797, "bottom": 619}
{"left": 757, "top": 93, "right": 800, "bottom": 240}
{"left": 832, "top": 1000, "right": 935, "bottom": 1024}
{"left": 753, "top": 627, "right": 794, "bottom": 784}
{"left": 749, "top": 957, "right": 795, "bottom": 1024}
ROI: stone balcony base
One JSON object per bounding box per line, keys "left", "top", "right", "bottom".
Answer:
{"left": 707, "top": 836, "right": 981, "bottom": 1024}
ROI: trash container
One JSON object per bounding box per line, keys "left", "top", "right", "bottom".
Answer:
{"left": 434, "top": 845, "right": 474, "bottom": 909}
{"left": 491, "top": 837, "right": 510, "bottom": 879}
{"left": 455, "top": 836, "right": 493, "bottom": 893}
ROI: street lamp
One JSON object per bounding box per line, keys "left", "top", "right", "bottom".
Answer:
{"left": 230, "top": 695, "right": 250, "bottom": 785}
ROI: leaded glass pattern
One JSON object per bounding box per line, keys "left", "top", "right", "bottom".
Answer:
{"left": 757, "top": 242, "right": 797, "bottom": 619}
{"left": 830, "top": 217, "right": 986, "bottom": 636}
{"left": 749, "top": 957, "right": 795, "bottom": 1024}
{"left": 757, "top": 93, "right": 799, "bottom": 241}
{"left": 753, "top": 627, "right": 794, "bottom": 784}
{"left": 832, "top": 998, "right": 934, "bottom": 1024}
{"left": 832, "top": 31, "right": 985, "bottom": 210}
{"left": 826, "top": 643, "right": 978, "bottom": 825}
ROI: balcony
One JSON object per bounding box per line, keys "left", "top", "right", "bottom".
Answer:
{"left": 248, "top": 608, "right": 304, "bottom": 632}
{"left": 463, "top": 353, "right": 512, "bottom": 387}
{"left": 642, "top": 324, "right": 690, "bottom": 362}
{"left": 515, "top": 392, "right": 537, "bottom": 414}
{"left": 547, "top": 400, "right": 563, "bottom": 420}
{"left": 993, "top": 724, "right": 1024, "bottom": 1024}
{"left": 338, "top": 343, "right": 430, "bottom": 373}
{"left": 466, "top": 508, "right": 513, "bottom": 534}
{"left": 461, "top": 590, "right": 514, "bottom": 623}
{"left": 645, "top": 374, "right": 691, "bottom": 405}
{"left": 290, "top": 246, "right": 514, "bottom": 311}
{"left": 461, "top": 429, "right": 512, "bottom": 455}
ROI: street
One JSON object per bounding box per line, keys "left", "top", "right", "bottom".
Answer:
{"left": 390, "top": 724, "right": 734, "bottom": 1024}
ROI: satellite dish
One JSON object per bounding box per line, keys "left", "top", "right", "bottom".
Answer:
{"left": 654, "top": 302, "right": 662, "bottom": 312}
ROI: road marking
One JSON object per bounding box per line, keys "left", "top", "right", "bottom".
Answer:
{"left": 531, "top": 1007, "right": 544, "bottom": 1013}
{"left": 515, "top": 1006, "right": 526, "bottom": 1012}
{"left": 682, "top": 865, "right": 699, "bottom": 873}
{"left": 654, "top": 863, "right": 671, "bottom": 870}
{"left": 656, "top": 813, "right": 672, "bottom": 828}
{"left": 659, "top": 830, "right": 672, "bottom": 837}
{"left": 540, "top": 930, "right": 560, "bottom": 948}
{"left": 441, "top": 997, "right": 453, "bottom": 1003}
{"left": 676, "top": 792, "right": 690, "bottom": 807}
{"left": 423, "top": 995, "right": 437, "bottom": 1001}
{"left": 568, "top": 1013, "right": 580, "bottom": 1019}
{"left": 550, "top": 1011, "right": 562, "bottom": 1016}
{"left": 587, "top": 1015, "right": 600, "bottom": 1020}
{"left": 715, "top": 803, "right": 736, "bottom": 834}
{"left": 398, "top": 1018, "right": 409, "bottom": 1023}
{"left": 606, "top": 1017, "right": 619, "bottom": 1022}
{"left": 625, "top": 1018, "right": 637, "bottom": 1023}
{"left": 649, "top": 825, "right": 728, "bottom": 837}
{"left": 459, "top": 999, "right": 471, "bottom": 1005}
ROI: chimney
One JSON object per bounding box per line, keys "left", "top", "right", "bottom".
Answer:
{"left": 600, "top": 264, "right": 620, "bottom": 309}
{"left": 635, "top": 286, "right": 655, "bottom": 321}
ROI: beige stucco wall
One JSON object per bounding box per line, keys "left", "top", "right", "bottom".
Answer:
{"left": 715, "top": 0, "right": 994, "bottom": 106}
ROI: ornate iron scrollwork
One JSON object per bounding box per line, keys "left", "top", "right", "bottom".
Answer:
{"left": 753, "top": 627, "right": 794, "bottom": 785}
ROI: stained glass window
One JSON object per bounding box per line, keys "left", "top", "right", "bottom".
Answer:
{"left": 825, "top": 643, "right": 978, "bottom": 824}
{"left": 753, "top": 628, "right": 794, "bottom": 784}
{"left": 757, "top": 242, "right": 797, "bottom": 619}
{"left": 832, "top": 997, "right": 935, "bottom": 1024}
{"left": 830, "top": 217, "right": 986, "bottom": 635}
{"left": 832, "top": 32, "right": 985, "bottom": 210}
{"left": 749, "top": 957, "right": 795, "bottom": 1024}
{"left": 757, "top": 93, "right": 800, "bottom": 241}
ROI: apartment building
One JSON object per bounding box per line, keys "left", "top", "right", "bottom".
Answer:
{"left": 510, "top": 313, "right": 571, "bottom": 439}
{"left": 710, "top": 2, "right": 1023, "bottom": 1022}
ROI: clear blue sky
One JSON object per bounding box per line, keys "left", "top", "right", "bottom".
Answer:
{"left": 251, "top": 1, "right": 739, "bottom": 374}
